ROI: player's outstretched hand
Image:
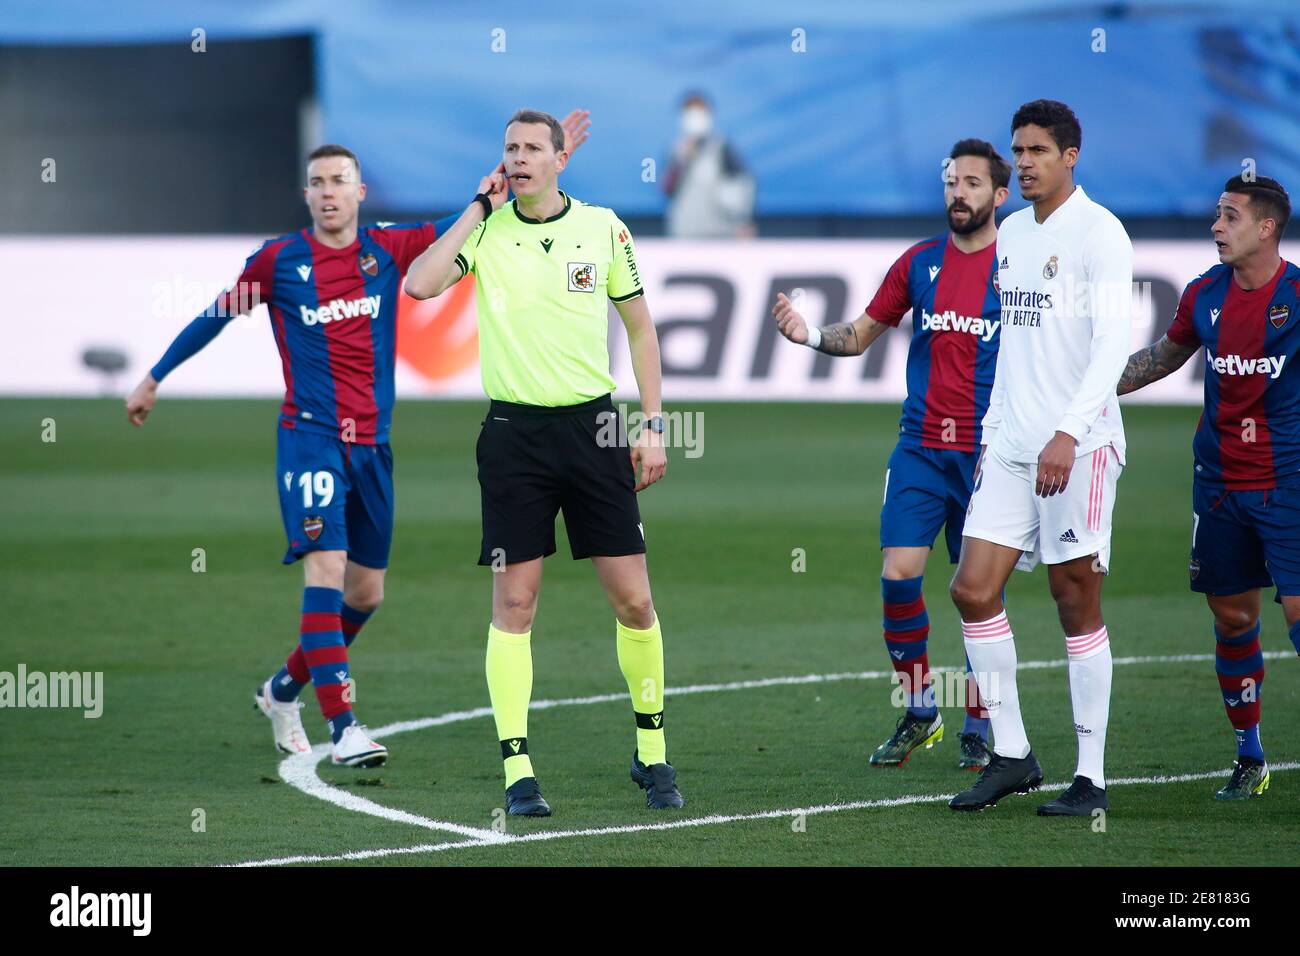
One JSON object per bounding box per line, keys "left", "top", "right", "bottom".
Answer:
{"left": 476, "top": 163, "right": 510, "bottom": 211}
{"left": 125, "top": 374, "right": 158, "bottom": 427}
{"left": 632, "top": 429, "right": 667, "bottom": 492}
{"left": 772, "top": 292, "right": 809, "bottom": 344}
{"left": 1035, "top": 431, "right": 1077, "bottom": 497}
{"left": 561, "top": 109, "right": 591, "bottom": 155}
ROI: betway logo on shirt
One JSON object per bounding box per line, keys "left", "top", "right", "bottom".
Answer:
{"left": 919, "top": 309, "right": 1000, "bottom": 342}
{"left": 299, "top": 295, "right": 382, "bottom": 326}
{"left": 1207, "top": 352, "right": 1286, "bottom": 379}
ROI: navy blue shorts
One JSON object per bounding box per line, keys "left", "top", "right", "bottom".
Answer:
{"left": 1190, "top": 479, "right": 1300, "bottom": 597}
{"left": 880, "top": 442, "right": 979, "bottom": 563}
{"left": 275, "top": 427, "right": 394, "bottom": 569}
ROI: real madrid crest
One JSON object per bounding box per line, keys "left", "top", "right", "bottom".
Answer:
{"left": 1269, "top": 303, "right": 1290, "bottom": 329}
{"left": 1043, "top": 255, "right": 1059, "bottom": 280}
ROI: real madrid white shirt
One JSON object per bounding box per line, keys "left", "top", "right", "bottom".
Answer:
{"left": 982, "top": 185, "right": 1134, "bottom": 464}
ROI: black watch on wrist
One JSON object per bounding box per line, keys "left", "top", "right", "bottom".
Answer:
{"left": 646, "top": 415, "right": 665, "bottom": 434}
{"left": 473, "top": 193, "right": 493, "bottom": 220}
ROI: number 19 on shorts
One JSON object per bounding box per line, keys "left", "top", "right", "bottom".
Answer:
{"left": 299, "top": 471, "right": 335, "bottom": 508}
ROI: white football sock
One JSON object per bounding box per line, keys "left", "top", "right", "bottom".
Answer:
{"left": 1066, "top": 626, "right": 1112, "bottom": 788}
{"left": 961, "top": 611, "right": 1030, "bottom": 759}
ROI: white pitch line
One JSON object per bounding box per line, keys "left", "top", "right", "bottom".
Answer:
{"left": 359, "top": 650, "right": 1296, "bottom": 742}
{"left": 232, "top": 838, "right": 481, "bottom": 868}
{"left": 275, "top": 650, "right": 1294, "bottom": 848}
{"left": 278, "top": 747, "right": 508, "bottom": 843}
{"left": 235, "top": 761, "right": 1300, "bottom": 867}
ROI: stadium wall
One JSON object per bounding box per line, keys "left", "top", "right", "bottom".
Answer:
{"left": 10, "top": 237, "right": 1298, "bottom": 404}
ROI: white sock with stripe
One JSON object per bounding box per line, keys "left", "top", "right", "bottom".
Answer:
{"left": 1066, "top": 626, "right": 1112, "bottom": 788}
{"left": 961, "top": 611, "right": 1030, "bottom": 759}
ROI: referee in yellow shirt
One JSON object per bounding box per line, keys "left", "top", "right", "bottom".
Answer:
{"left": 406, "top": 109, "right": 682, "bottom": 815}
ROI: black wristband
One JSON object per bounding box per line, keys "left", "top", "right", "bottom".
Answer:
{"left": 473, "top": 193, "right": 493, "bottom": 220}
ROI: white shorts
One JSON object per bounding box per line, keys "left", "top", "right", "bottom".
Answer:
{"left": 962, "top": 445, "right": 1123, "bottom": 572}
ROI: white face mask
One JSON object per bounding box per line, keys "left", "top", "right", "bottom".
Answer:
{"left": 681, "top": 106, "right": 713, "bottom": 138}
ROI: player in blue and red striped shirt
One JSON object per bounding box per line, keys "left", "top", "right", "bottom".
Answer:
{"left": 125, "top": 116, "right": 592, "bottom": 767}
{"left": 773, "top": 139, "right": 1009, "bottom": 770}
{"left": 1118, "top": 174, "right": 1299, "bottom": 800}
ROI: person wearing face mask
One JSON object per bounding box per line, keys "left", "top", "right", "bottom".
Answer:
{"left": 663, "top": 92, "right": 756, "bottom": 239}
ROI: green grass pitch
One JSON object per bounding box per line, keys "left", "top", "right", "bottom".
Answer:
{"left": 2, "top": 398, "right": 1297, "bottom": 866}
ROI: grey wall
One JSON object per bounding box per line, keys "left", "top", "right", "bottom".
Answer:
{"left": 0, "top": 35, "right": 313, "bottom": 234}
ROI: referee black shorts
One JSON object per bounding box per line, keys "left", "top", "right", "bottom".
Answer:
{"left": 476, "top": 394, "right": 646, "bottom": 566}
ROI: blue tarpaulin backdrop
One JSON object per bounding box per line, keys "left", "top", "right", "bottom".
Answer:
{"left": 4, "top": 0, "right": 1297, "bottom": 217}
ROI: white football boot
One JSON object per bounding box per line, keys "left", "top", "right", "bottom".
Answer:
{"left": 331, "top": 723, "right": 388, "bottom": 768}
{"left": 254, "top": 678, "right": 312, "bottom": 755}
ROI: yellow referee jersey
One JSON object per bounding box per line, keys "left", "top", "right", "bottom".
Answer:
{"left": 456, "top": 192, "right": 644, "bottom": 407}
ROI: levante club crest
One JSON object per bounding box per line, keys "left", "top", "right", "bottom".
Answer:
{"left": 359, "top": 252, "right": 379, "bottom": 277}
{"left": 303, "top": 516, "right": 325, "bottom": 541}
{"left": 1270, "top": 303, "right": 1290, "bottom": 329}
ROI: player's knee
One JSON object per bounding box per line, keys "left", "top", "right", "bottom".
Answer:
{"left": 1050, "top": 587, "right": 1097, "bottom": 634}
{"left": 1048, "top": 572, "right": 1077, "bottom": 606}
{"left": 345, "top": 585, "right": 383, "bottom": 614}
{"left": 882, "top": 555, "right": 925, "bottom": 581}
{"left": 1280, "top": 597, "right": 1300, "bottom": 628}
{"left": 303, "top": 549, "right": 347, "bottom": 589}
{"left": 615, "top": 595, "right": 656, "bottom": 630}
{"left": 949, "top": 576, "right": 996, "bottom": 619}
{"left": 1210, "top": 604, "right": 1256, "bottom": 637}
{"left": 1056, "top": 605, "right": 1099, "bottom": 636}
{"left": 498, "top": 590, "right": 539, "bottom": 631}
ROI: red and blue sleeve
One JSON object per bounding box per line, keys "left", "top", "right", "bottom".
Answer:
{"left": 372, "top": 216, "right": 459, "bottom": 274}
{"left": 1165, "top": 280, "right": 1202, "bottom": 348}
{"left": 865, "top": 249, "right": 914, "bottom": 327}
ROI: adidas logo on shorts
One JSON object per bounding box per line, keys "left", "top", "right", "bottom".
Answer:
{"left": 1059, "top": 528, "right": 1079, "bottom": 543}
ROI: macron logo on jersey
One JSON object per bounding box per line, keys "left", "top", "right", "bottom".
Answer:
{"left": 299, "top": 295, "right": 382, "bottom": 327}
{"left": 920, "top": 308, "right": 1000, "bottom": 342}
{"left": 1208, "top": 352, "right": 1286, "bottom": 379}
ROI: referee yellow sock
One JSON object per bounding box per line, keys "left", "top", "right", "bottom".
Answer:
{"left": 486, "top": 623, "right": 534, "bottom": 787}
{"left": 617, "top": 616, "right": 667, "bottom": 766}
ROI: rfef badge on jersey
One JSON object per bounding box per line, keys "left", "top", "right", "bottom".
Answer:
{"left": 568, "top": 262, "right": 596, "bottom": 293}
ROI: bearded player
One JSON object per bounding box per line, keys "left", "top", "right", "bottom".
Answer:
{"left": 773, "top": 138, "right": 1009, "bottom": 771}
{"left": 125, "top": 113, "right": 590, "bottom": 767}
{"left": 1117, "top": 175, "right": 1298, "bottom": 801}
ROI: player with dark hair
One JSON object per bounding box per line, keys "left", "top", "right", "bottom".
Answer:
{"left": 1007, "top": 98, "right": 1082, "bottom": 155}
{"left": 404, "top": 109, "right": 681, "bottom": 815}
{"left": 125, "top": 114, "right": 591, "bottom": 767}
{"left": 772, "top": 137, "right": 1010, "bottom": 771}
{"left": 948, "top": 99, "right": 1134, "bottom": 816}
{"left": 1118, "top": 174, "right": 1298, "bottom": 800}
